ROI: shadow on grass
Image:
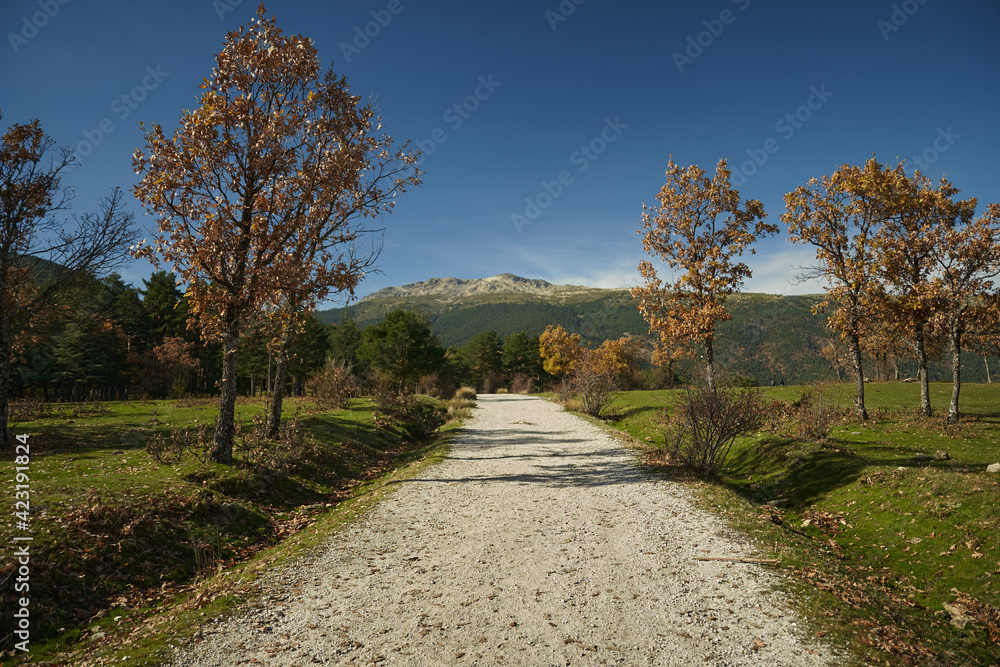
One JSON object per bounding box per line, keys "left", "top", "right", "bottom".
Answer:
{"left": 612, "top": 404, "right": 665, "bottom": 421}
{"left": 722, "top": 435, "right": 986, "bottom": 509}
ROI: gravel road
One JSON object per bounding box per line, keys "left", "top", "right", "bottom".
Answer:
{"left": 170, "top": 394, "right": 838, "bottom": 666}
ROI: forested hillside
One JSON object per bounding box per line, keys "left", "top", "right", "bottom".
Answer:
{"left": 318, "top": 287, "right": 997, "bottom": 386}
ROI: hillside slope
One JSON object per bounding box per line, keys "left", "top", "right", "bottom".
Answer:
{"left": 317, "top": 275, "right": 991, "bottom": 385}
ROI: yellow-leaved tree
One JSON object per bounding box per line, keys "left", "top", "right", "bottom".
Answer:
{"left": 632, "top": 158, "right": 774, "bottom": 391}
{"left": 538, "top": 324, "right": 582, "bottom": 380}
{"left": 872, "top": 166, "right": 968, "bottom": 415}
{"left": 930, "top": 202, "right": 1000, "bottom": 423}
{"left": 784, "top": 157, "right": 919, "bottom": 419}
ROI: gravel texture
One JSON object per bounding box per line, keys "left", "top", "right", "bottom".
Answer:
{"left": 170, "top": 394, "right": 838, "bottom": 666}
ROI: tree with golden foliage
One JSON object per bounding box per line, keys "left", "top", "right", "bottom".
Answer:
{"left": 597, "top": 336, "right": 642, "bottom": 388}
{"left": 133, "top": 4, "right": 420, "bottom": 463}
{"left": 930, "top": 202, "right": 1000, "bottom": 423}
{"left": 538, "top": 324, "right": 582, "bottom": 379}
{"left": 650, "top": 336, "right": 690, "bottom": 389}
{"left": 783, "top": 157, "right": 905, "bottom": 420}
{"left": 872, "top": 167, "right": 965, "bottom": 415}
{"left": 632, "top": 158, "right": 774, "bottom": 391}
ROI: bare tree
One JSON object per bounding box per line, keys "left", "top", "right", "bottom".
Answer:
{"left": 0, "top": 111, "right": 137, "bottom": 449}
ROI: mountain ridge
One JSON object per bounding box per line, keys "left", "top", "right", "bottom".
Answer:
{"left": 317, "top": 276, "right": 988, "bottom": 384}
{"left": 360, "top": 273, "right": 599, "bottom": 301}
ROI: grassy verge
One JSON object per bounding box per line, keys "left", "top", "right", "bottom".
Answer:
{"left": 1, "top": 394, "right": 461, "bottom": 666}
{"left": 604, "top": 382, "right": 1000, "bottom": 667}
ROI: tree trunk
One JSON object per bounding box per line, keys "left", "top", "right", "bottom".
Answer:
{"left": 915, "top": 327, "right": 931, "bottom": 417}
{"left": 705, "top": 336, "right": 715, "bottom": 392}
{"left": 985, "top": 357, "right": 992, "bottom": 384}
{"left": 849, "top": 331, "right": 868, "bottom": 420}
{"left": 947, "top": 318, "right": 962, "bottom": 424}
{"left": 210, "top": 318, "right": 241, "bottom": 464}
{"left": 265, "top": 327, "right": 293, "bottom": 439}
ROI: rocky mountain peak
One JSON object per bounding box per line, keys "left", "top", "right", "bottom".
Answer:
{"left": 360, "top": 274, "right": 578, "bottom": 300}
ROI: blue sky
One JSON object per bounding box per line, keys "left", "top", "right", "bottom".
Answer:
{"left": 2, "top": 0, "right": 998, "bottom": 306}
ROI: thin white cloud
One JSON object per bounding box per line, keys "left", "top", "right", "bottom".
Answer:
{"left": 743, "top": 246, "right": 828, "bottom": 295}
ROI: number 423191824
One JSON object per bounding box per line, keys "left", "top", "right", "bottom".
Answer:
{"left": 15, "top": 434, "right": 30, "bottom": 524}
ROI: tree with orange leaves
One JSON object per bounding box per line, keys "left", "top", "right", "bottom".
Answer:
{"left": 930, "top": 202, "right": 1000, "bottom": 422}
{"left": 132, "top": 4, "right": 420, "bottom": 463}
{"left": 632, "top": 158, "right": 774, "bottom": 391}
{"left": 783, "top": 157, "right": 905, "bottom": 420}
{"left": 872, "top": 167, "right": 966, "bottom": 415}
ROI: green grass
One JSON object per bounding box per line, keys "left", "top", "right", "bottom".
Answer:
{"left": 1, "top": 394, "right": 457, "bottom": 665}
{"left": 606, "top": 382, "right": 1000, "bottom": 666}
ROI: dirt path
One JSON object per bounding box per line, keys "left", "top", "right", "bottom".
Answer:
{"left": 170, "top": 395, "right": 838, "bottom": 665}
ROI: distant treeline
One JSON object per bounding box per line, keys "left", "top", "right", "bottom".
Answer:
{"left": 319, "top": 291, "right": 1000, "bottom": 387}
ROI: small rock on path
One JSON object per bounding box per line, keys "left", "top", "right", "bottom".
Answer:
{"left": 171, "top": 394, "right": 837, "bottom": 665}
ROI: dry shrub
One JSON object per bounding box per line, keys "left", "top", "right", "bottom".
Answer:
{"left": 8, "top": 396, "right": 48, "bottom": 422}
{"left": 235, "top": 411, "right": 317, "bottom": 474}
{"left": 795, "top": 384, "right": 842, "bottom": 440}
{"left": 415, "top": 373, "right": 442, "bottom": 398}
{"left": 146, "top": 424, "right": 211, "bottom": 464}
{"left": 480, "top": 371, "right": 504, "bottom": 394}
{"left": 306, "top": 360, "right": 357, "bottom": 409}
{"left": 510, "top": 375, "right": 534, "bottom": 394}
{"left": 454, "top": 386, "right": 477, "bottom": 401}
{"left": 567, "top": 348, "right": 618, "bottom": 418}
{"left": 665, "top": 382, "right": 773, "bottom": 477}
{"left": 367, "top": 371, "right": 413, "bottom": 416}
{"left": 448, "top": 396, "right": 476, "bottom": 420}
{"left": 555, "top": 380, "right": 574, "bottom": 402}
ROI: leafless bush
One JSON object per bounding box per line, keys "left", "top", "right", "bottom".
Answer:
{"left": 555, "top": 380, "right": 574, "bottom": 402}
{"left": 510, "top": 374, "right": 534, "bottom": 394}
{"left": 368, "top": 371, "right": 414, "bottom": 417}
{"left": 235, "top": 412, "right": 317, "bottom": 473}
{"left": 306, "top": 360, "right": 357, "bottom": 409}
{"left": 8, "top": 397, "right": 48, "bottom": 422}
{"left": 568, "top": 349, "right": 618, "bottom": 418}
{"left": 415, "top": 373, "right": 442, "bottom": 398}
{"left": 665, "top": 382, "right": 773, "bottom": 477}
{"left": 794, "top": 384, "right": 842, "bottom": 441}
{"left": 480, "top": 371, "right": 504, "bottom": 394}
{"left": 145, "top": 424, "right": 211, "bottom": 464}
